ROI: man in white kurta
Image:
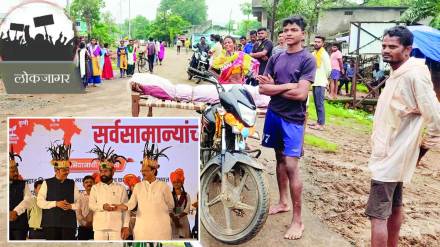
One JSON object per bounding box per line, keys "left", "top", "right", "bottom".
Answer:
{"left": 365, "top": 26, "right": 440, "bottom": 247}
{"left": 89, "top": 168, "right": 130, "bottom": 240}
{"left": 119, "top": 163, "right": 174, "bottom": 240}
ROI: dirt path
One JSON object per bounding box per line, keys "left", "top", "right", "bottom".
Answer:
{"left": 303, "top": 124, "right": 440, "bottom": 246}
{"left": 1, "top": 47, "right": 439, "bottom": 246}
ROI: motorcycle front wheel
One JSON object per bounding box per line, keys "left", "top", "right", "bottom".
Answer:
{"left": 201, "top": 162, "right": 269, "bottom": 244}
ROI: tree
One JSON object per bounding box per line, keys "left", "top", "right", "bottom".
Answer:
{"left": 69, "top": 0, "right": 105, "bottom": 38}
{"left": 238, "top": 20, "right": 261, "bottom": 36}
{"left": 401, "top": 0, "right": 440, "bottom": 29}
{"left": 263, "top": 0, "right": 353, "bottom": 43}
{"left": 122, "top": 16, "right": 152, "bottom": 40}
{"left": 149, "top": 13, "right": 190, "bottom": 43}
{"left": 240, "top": 1, "right": 253, "bottom": 20}
{"left": 240, "top": 1, "right": 253, "bottom": 35}
{"left": 92, "top": 12, "right": 120, "bottom": 45}
{"left": 158, "top": 0, "right": 207, "bottom": 25}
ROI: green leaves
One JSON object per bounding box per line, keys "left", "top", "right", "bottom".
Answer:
{"left": 401, "top": 0, "right": 440, "bottom": 29}
{"left": 91, "top": 12, "right": 120, "bottom": 45}
{"left": 158, "top": 0, "right": 207, "bottom": 26}
{"left": 69, "top": 0, "right": 105, "bottom": 34}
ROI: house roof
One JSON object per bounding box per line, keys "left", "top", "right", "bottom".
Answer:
{"left": 327, "top": 6, "right": 408, "bottom": 11}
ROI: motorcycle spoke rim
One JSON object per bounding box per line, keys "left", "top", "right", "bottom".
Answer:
{"left": 207, "top": 195, "right": 221, "bottom": 207}
{"left": 223, "top": 205, "right": 232, "bottom": 233}
{"left": 234, "top": 201, "right": 255, "bottom": 211}
{"left": 236, "top": 171, "right": 249, "bottom": 195}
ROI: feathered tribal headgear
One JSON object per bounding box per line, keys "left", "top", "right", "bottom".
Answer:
{"left": 170, "top": 168, "right": 185, "bottom": 184}
{"left": 47, "top": 141, "right": 72, "bottom": 168}
{"left": 9, "top": 145, "right": 22, "bottom": 168}
{"left": 88, "top": 144, "right": 127, "bottom": 170}
{"left": 141, "top": 141, "right": 172, "bottom": 169}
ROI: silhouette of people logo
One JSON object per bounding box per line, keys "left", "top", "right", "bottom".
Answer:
{"left": 0, "top": 2, "right": 77, "bottom": 61}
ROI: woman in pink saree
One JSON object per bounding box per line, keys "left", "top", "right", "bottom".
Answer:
{"left": 210, "top": 36, "right": 259, "bottom": 84}
{"left": 158, "top": 41, "right": 165, "bottom": 65}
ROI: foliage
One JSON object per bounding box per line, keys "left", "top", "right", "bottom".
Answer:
{"left": 158, "top": 0, "right": 207, "bottom": 25}
{"left": 240, "top": 1, "right": 253, "bottom": 20}
{"left": 308, "top": 95, "right": 373, "bottom": 131}
{"left": 304, "top": 134, "right": 339, "bottom": 153}
{"left": 69, "top": 0, "right": 105, "bottom": 36}
{"left": 262, "top": 0, "right": 357, "bottom": 40}
{"left": 91, "top": 12, "right": 119, "bottom": 45}
{"left": 121, "top": 16, "right": 152, "bottom": 40}
{"left": 363, "top": 0, "right": 412, "bottom": 6}
{"left": 237, "top": 20, "right": 261, "bottom": 36}
{"left": 401, "top": 0, "right": 440, "bottom": 29}
{"left": 149, "top": 13, "right": 190, "bottom": 42}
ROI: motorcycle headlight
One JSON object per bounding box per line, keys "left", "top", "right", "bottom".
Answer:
{"left": 238, "top": 103, "right": 256, "bottom": 127}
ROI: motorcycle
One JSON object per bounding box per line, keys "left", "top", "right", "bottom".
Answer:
{"left": 195, "top": 71, "right": 269, "bottom": 244}
{"left": 187, "top": 47, "right": 209, "bottom": 83}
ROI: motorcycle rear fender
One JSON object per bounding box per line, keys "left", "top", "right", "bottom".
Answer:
{"left": 201, "top": 151, "right": 265, "bottom": 176}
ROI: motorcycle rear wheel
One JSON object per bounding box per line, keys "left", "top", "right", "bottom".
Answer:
{"left": 201, "top": 162, "right": 269, "bottom": 244}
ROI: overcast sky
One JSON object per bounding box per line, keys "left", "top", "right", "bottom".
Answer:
{"left": 1, "top": 0, "right": 252, "bottom": 25}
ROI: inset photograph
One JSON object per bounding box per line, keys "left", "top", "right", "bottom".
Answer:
{"left": 8, "top": 117, "right": 199, "bottom": 242}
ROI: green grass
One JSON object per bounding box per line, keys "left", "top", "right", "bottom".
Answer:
{"left": 338, "top": 82, "right": 370, "bottom": 94}
{"left": 355, "top": 83, "right": 369, "bottom": 93}
{"left": 307, "top": 95, "right": 373, "bottom": 132}
{"left": 304, "top": 133, "right": 339, "bottom": 153}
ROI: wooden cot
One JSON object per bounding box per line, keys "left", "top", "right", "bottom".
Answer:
{"left": 131, "top": 92, "right": 268, "bottom": 117}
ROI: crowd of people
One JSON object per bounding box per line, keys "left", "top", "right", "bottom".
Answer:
{"left": 0, "top": 26, "right": 76, "bottom": 61}
{"left": 187, "top": 15, "right": 440, "bottom": 246}
{"left": 7, "top": 14, "right": 440, "bottom": 247}
{"left": 76, "top": 37, "right": 167, "bottom": 87}
{"left": 9, "top": 142, "right": 198, "bottom": 241}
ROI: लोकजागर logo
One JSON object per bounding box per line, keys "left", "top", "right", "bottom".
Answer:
{"left": 0, "top": 0, "right": 83, "bottom": 94}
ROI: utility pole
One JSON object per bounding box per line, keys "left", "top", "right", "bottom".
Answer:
{"left": 128, "top": 0, "right": 131, "bottom": 39}
{"left": 228, "top": 8, "right": 232, "bottom": 34}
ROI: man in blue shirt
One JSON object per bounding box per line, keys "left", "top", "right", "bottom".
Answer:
{"left": 257, "top": 16, "right": 316, "bottom": 241}
{"left": 243, "top": 30, "right": 257, "bottom": 54}
{"left": 338, "top": 59, "right": 355, "bottom": 95}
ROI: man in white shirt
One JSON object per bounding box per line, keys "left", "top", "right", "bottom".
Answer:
{"left": 366, "top": 26, "right": 440, "bottom": 247}
{"left": 88, "top": 145, "right": 130, "bottom": 240}
{"left": 116, "top": 142, "right": 174, "bottom": 240}
{"left": 9, "top": 152, "right": 32, "bottom": 240}
{"left": 37, "top": 142, "right": 80, "bottom": 240}
{"left": 309, "top": 35, "right": 331, "bottom": 131}
{"left": 76, "top": 175, "right": 95, "bottom": 240}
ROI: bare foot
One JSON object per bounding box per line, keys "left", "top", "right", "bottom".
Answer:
{"left": 284, "top": 222, "right": 304, "bottom": 240}
{"left": 269, "top": 203, "right": 290, "bottom": 215}
{"left": 309, "top": 124, "right": 325, "bottom": 131}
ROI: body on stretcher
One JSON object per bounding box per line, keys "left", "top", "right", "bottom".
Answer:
{"left": 129, "top": 73, "right": 270, "bottom": 117}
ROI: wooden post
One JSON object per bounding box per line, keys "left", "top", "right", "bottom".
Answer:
{"left": 352, "top": 22, "right": 362, "bottom": 107}
{"left": 147, "top": 106, "right": 153, "bottom": 117}
{"left": 131, "top": 93, "right": 140, "bottom": 117}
